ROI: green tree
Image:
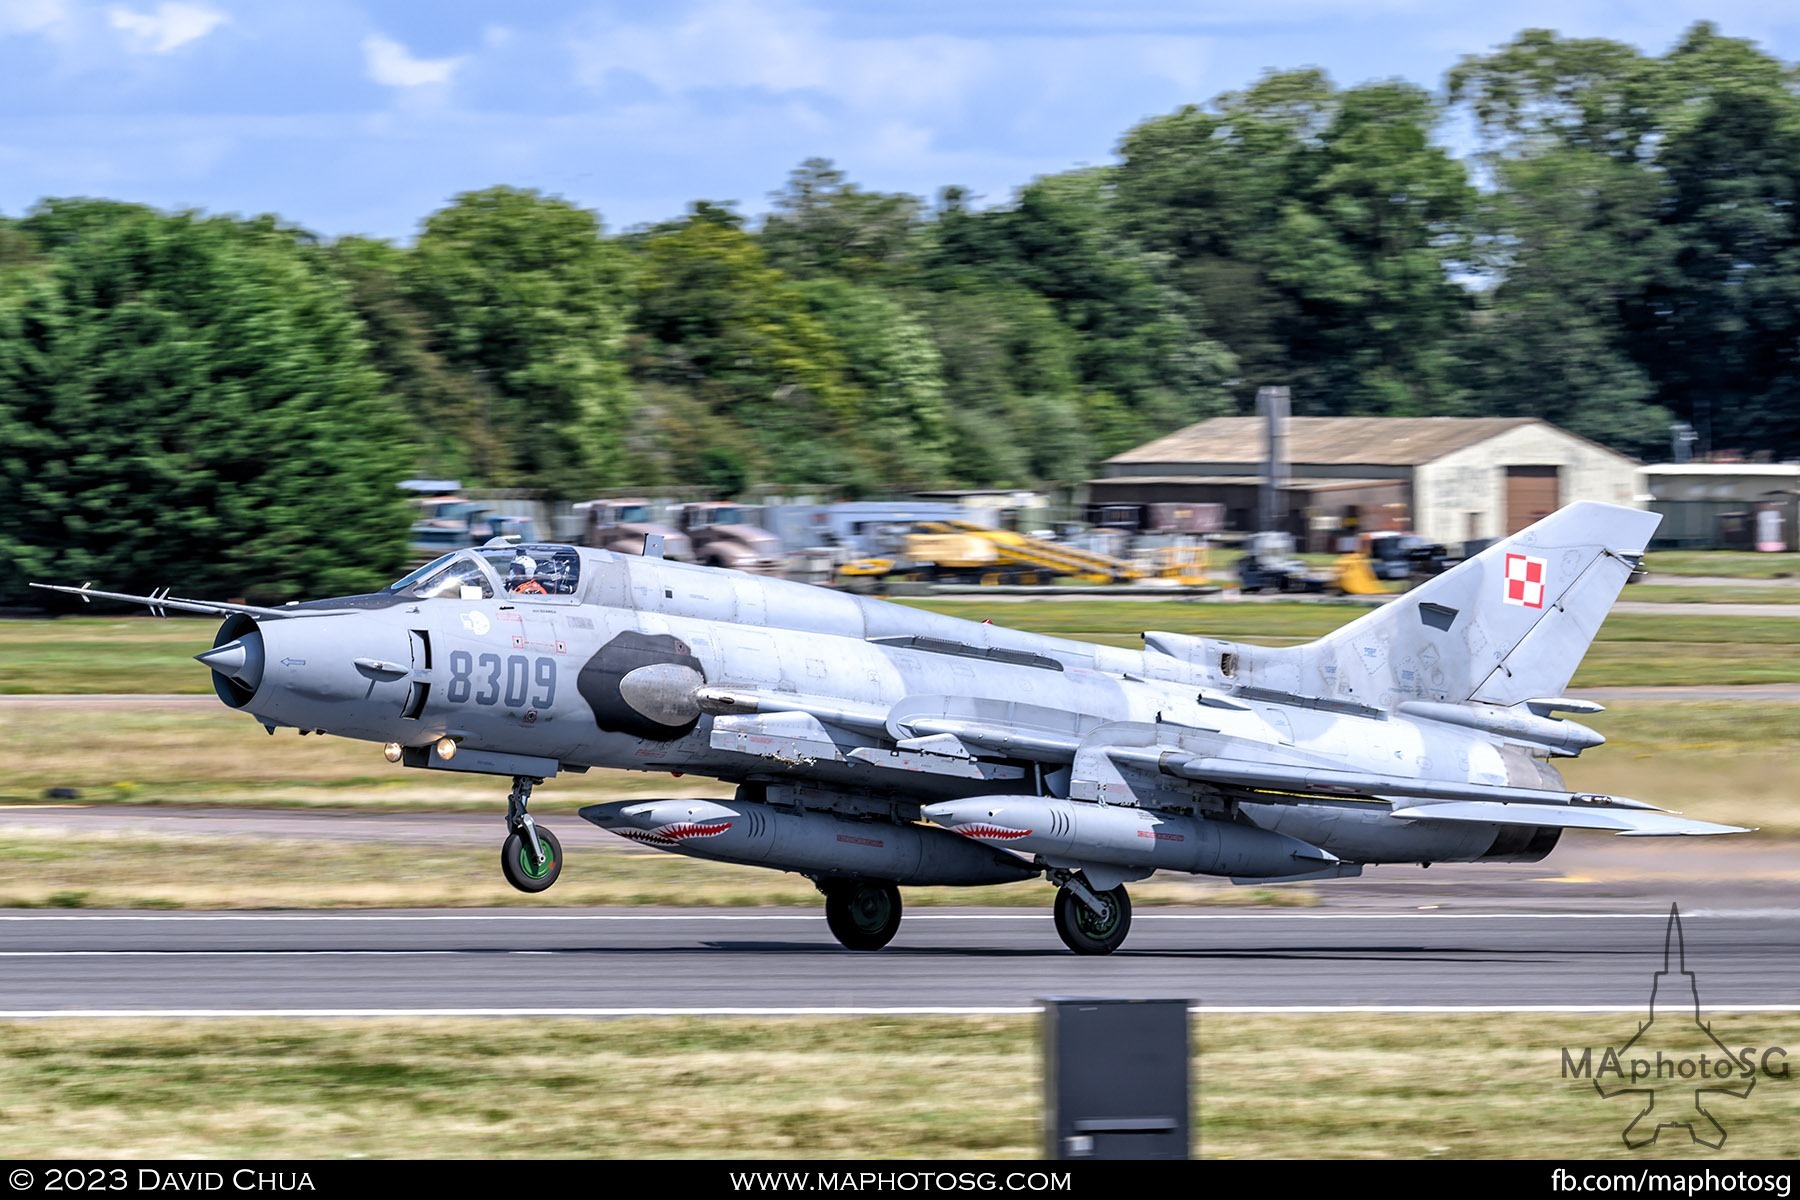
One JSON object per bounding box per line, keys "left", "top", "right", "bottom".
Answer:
{"left": 916, "top": 281, "right": 1087, "bottom": 486}
{"left": 759, "top": 158, "right": 924, "bottom": 283}
{"left": 407, "top": 186, "right": 632, "bottom": 493}
{"left": 797, "top": 277, "right": 951, "bottom": 486}
{"left": 1456, "top": 145, "right": 1672, "bottom": 454}
{"left": 1450, "top": 23, "right": 1800, "bottom": 458}
{"left": 1637, "top": 26, "right": 1800, "bottom": 458}
{"left": 918, "top": 175, "right": 1235, "bottom": 474}
{"left": 1117, "top": 71, "right": 1477, "bottom": 417}
{"left": 331, "top": 235, "right": 503, "bottom": 482}
{"left": 631, "top": 202, "right": 867, "bottom": 487}
{"left": 0, "top": 200, "right": 413, "bottom": 602}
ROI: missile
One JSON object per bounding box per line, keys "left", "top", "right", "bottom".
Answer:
{"left": 920, "top": 795, "right": 1334, "bottom": 879}
{"left": 580, "top": 798, "right": 1039, "bottom": 887}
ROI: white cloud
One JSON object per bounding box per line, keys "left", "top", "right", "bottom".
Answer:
{"left": 0, "top": 0, "right": 67, "bottom": 37}
{"left": 107, "top": 2, "right": 227, "bottom": 53}
{"left": 363, "top": 32, "right": 466, "bottom": 88}
{"left": 570, "top": 0, "right": 991, "bottom": 117}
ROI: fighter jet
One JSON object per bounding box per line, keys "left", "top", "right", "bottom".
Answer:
{"left": 35, "top": 501, "right": 1747, "bottom": 955}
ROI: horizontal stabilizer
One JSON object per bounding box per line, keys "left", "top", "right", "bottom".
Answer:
{"left": 1155, "top": 752, "right": 1653, "bottom": 810}
{"left": 1391, "top": 801, "right": 1751, "bottom": 837}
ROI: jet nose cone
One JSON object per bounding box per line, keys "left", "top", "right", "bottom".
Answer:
{"left": 919, "top": 800, "right": 979, "bottom": 827}
{"left": 197, "top": 635, "right": 264, "bottom": 691}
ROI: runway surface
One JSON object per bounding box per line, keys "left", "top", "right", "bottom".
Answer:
{"left": 3, "top": 906, "right": 1797, "bottom": 1015}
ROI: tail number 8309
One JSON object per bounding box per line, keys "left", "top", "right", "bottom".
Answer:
{"left": 445, "top": 650, "right": 556, "bottom": 708}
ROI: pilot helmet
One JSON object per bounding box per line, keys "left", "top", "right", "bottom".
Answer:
{"left": 508, "top": 555, "right": 538, "bottom": 581}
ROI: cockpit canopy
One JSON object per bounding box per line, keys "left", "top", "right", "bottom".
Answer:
{"left": 386, "top": 545, "right": 582, "bottom": 601}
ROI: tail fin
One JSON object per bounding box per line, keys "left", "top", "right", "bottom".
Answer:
{"left": 1196, "top": 503, "right": 1659, "bottom": 710}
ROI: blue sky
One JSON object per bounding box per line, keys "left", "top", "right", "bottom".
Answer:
{"left": 2, "top": 1, "right": 1796, "bottom": 241}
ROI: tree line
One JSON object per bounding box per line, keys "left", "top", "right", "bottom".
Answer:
{"left": 2, "top": 23, "right": 1796, "bottom": 600}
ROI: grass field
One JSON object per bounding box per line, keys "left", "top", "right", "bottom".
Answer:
{"left": 1640, "top": 551, "right": 1800, "bottom": 579}
{"left": 0, "top": 1014, "right": 1792, "bottom": 1159}
{"left": 0, "top": 703, "right": 735, "bottom": 811}
{"left": 902, "top": 601, "right": 1800, "bottom": 687}
{"left": 1620, "top": 585, "right": 1800, "bottom": 605}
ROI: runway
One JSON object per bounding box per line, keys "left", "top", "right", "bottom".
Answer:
{"left": 3, "top": 906, "right": 1797, "bottom": 1015}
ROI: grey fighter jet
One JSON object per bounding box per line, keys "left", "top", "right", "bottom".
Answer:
{"left": 36, "top": 502, "right": 1747, "bottom": 955}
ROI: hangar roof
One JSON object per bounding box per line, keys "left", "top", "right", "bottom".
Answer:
{"left": 1107, "top": 417, "right": 1539, "bottom": 467}
{"left": 1087, "top": 475, "right": 1402, "bottom": 491}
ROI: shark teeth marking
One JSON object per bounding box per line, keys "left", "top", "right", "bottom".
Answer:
{"left": 954, "top": 824, "right": 1032, "bottom": 841}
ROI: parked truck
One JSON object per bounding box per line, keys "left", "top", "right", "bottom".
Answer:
{"left": 573, "top": 499, "right": 694, "bottom": 561}
{"left": 673, "top": 503, "right": 788, "bottom": 577}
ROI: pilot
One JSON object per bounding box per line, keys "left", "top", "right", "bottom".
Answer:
{"left": 507, "top": 556, "right": 548, "bottom": 595}
{"left": 535, "top": 557, "right": 568, "bottom": 594}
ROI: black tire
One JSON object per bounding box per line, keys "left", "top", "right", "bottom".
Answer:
{"left": 501, "top": 825, "right": 563, "bottom": 894}
{"left": 823, "top": 879, "right": 902, "bottom": 951}
{"left": 1053, "top": 884, "right": 1131, "bottom": 955}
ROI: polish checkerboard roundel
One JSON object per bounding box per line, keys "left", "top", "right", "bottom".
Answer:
{"left": 1503, "top": 552, "right": 1547, "bottom": 609}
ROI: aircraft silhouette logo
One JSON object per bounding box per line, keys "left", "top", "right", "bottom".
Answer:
{"left": 1588, "top": 905, "right": 1755, "bottom": 1149}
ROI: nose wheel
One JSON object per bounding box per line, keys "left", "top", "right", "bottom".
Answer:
{"left": 500, "top": 775, "right": 562, "bottom": 893}
{"left": 821, "top": 878, "right": 902, "bottom": 950}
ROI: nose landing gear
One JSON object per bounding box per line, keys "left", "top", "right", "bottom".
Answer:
{"left": 500, "top": 774, "right": 562, "bottom": 893}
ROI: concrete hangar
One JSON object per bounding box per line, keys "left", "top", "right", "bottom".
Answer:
{"left": 1088, "top": 416, "right": 1642, "bottom": 551}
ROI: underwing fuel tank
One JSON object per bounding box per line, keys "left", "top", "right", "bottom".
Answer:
{"left": 580, "top": 799, "right": 1040, "bottom": 887}
{"left": 921, "top": 796, "right": 1334, "bottom": 879}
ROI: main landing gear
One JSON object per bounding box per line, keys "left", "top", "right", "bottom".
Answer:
{"left": 1049, "top": 870, "right": 1132, "bottom": 955}
{"left": 820, "top": 878, "right": 903, "bottom": 951}
{"left": 500, "top": 774, "right": 562, "bottom": 894}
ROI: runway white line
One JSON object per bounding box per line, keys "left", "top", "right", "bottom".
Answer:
{"left": 0, "top": 951, "right": 471, "bottom": 957}
{"left": 0, "top": 910, "right": 1763, "bottom": 923}
{"left": 0, "top": 913, "right": 829, "bottom": 922}
{"left": 4, "top": 1005, "right": 1800, "bottom": 1018}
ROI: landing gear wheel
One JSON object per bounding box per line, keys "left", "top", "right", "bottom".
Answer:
{"left": 501, "top": 825, "right": 563, "bottom": 894}
{"left": 823, "top": 879, "right": 902, "bottom": 951}
{"left": 1053, "top": 884, "right": 1132, "bottom": 955}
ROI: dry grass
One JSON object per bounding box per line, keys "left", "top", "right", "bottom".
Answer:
{"left": 0, "top": 704, "right": 732, "bottom": 811}
{"left": 0, "top": 1015, "right": 1792, "bottom": 1159}
{"left": 1560, "top": 704, "right": 1800, "bottom": 837}
{"left": 1192, "top": 1013, "right": 1800, "bottom": 1159}
{"left": 0, "top": 827, "right": 1317, "bottom": 910}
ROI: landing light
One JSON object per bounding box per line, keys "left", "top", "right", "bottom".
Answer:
{"left": 382, "top": 742, "right": 403, "bottom": 763}
{"left": 435, "top": 737, "right": 458, "bottom": 761}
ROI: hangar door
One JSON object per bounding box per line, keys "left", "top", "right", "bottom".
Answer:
{"left": 1505, "top": 465, "right": 1560, "bottom": 532}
